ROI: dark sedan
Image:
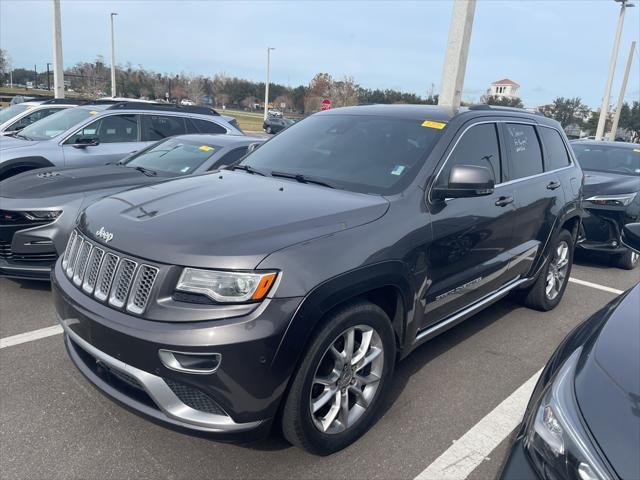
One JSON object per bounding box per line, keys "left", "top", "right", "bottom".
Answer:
{"left": 0, "top": 134, "right": 262, "bottom": 280}
{"left": 263, "top": 116, "right": 295, "bottom": 134}
{"left": 572, "top": 140, "right": 640, "bottom": 269}
{"left": 501, "top": 222, "right": 640, "bottom": 480}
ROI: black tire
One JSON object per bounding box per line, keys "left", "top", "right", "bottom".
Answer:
{"left": 614, "top": 249, "right": 639, "bottom": 270}
{"left": 266, "top": 127, "right": 273, "bottom": 134}
{"left": 281, "top": 300, "right": 395, "bottom": 455}
{"left": 518, "top": 229, "right": 574, "bottom": 311}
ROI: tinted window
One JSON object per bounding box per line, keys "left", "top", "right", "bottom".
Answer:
{"left": 67, "top": 114, "right": 139, "bottom": 144}
{"left": 9, "top": 108, "right": 62, "bottom": 131}
{"left": 504, "top": 124, "right": 543, "bottom": 180}
{"left": 20, "top": 107, "right": 94, "bottom": 140}
{"left": 191, "top": 118, "right": 227, "bottom": 134}
{"left": 211, "top": 146, "right": 248, "bottom": 169}
{"left": 243, "top": 114, "right": 443, "bottom": 195}
{"left": 572, "top": 144, "right": 639, "bottom": 176}
{"left": 438, "top": 123, "right": 501, "bottom": 186}
{"left": 125, "top": 137, "right": 219, "bottom": 175}
{"left": 142, "top": 115, "right": 187, "bottom": 140}
{"left": 539, "top": 127, "right": 571, "bottom": 171}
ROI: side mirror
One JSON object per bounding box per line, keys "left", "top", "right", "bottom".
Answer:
{"left": 621, "top": 223, "right": 640, "bottom": 253}
{"left": 433, "top": 164, "right": 495, "bottom": 199}
{"left": 70, "top": 137, "right": 100, "bottom": 149}
{"left": 247, "top": 142, "right": 262, "bottom": 153}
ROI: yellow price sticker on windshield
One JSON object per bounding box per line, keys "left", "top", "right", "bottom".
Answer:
{"left": 422, "top": 120, "right": 446, "bottom": 129}
{"left": 89, "top": 110, "right": 98, "bottom": 115}
{"left": 199, "top": 145, "right": 213, "bottom": 152}
{"left": 634, "top": 148, "right": 640, "bottom": 153}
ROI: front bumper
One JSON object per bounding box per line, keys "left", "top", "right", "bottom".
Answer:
{"left": 578, "top": 206, "right": 637, "bottom": 254}
{"left": 500, "top": 436, "right": 539, "bottom": 479}
{"left": 52, "top": 260, "right": 303, "bottom": 436}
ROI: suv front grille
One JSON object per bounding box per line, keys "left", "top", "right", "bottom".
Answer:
{"left": 63, "top": 229, "right": 159, "bottom": 315}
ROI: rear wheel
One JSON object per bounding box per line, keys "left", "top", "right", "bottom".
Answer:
{"left": 281, "top": 301, "right": 395, "bottom": 455}
{"left": 518, "top": 229, "right": 574, "bottom": 311}
{"left": 614, "top": 249, "right": 639, "bottom": 270}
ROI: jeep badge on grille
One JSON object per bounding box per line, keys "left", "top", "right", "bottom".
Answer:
{"left": 95, "top": 227, "right": 114, "bottom": 243}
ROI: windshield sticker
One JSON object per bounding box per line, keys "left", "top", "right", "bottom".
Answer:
{"left": 198, "top": 145, "right": 214, "bottom": 152}
{"left": 391, "top": 165, "right": 406, "bottom": 176}
{"left": 633, "top": 148, "right": 640, "bottom": 153}
{"left": 89, "top": 110, "right": 98, "bottom": 115}
{"left": 422, "top": 120, "right": 446, "bottom": 129}
{"left": 180, "top": 167, "right": 190, "bottom": 173}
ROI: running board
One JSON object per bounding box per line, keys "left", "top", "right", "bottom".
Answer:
{"left": 415, "top": 278, "right": 528, "bottom": 344}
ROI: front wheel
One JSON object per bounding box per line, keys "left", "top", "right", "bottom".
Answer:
{"left": 281, "top": 301, "right": 395, "bottom": 455}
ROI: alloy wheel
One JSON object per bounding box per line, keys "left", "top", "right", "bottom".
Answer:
{"left": 546, "top": 240, "right": 570, "bottom": 300}
{"left": 309, "top": 325, "right": 384, "bottom": 435}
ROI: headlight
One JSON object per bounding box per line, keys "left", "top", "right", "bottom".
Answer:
{"left": 176, "top": 268, "right": 277, "bottom": 303}
{"left": 524, "top": 349, "right": 613, "bottom": 480}
{"left": 585, "top": 192, "right": 637, "bottom": 207}
{"left": 23, "top": 210, "right": 62, "bottom": 221}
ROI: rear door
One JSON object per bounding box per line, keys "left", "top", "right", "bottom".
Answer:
{"left": 501, "top": 123, "right": 566, "bottom": 278}
{"left": 424, "top": 121, "right": 518, "bottom": 327}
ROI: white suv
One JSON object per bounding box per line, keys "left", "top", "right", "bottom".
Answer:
{"left": 0, "top": 99, "right": 84, "bottom": 135}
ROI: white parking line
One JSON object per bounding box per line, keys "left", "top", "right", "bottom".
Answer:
{"left": 0, "top": 325, "right": 63, "bottom": 350}
{"left": 414, "top": 370, "right": 542, "bottom": 480}
{"left": 569, "top": 277, "right": 624, "bottom": 295}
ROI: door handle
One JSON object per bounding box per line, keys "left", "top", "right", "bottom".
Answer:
{"left": 495, "top": 196, "right": 514, "bottom": 207}
{"left": 547, "top": 181, "right": 561, "bottom": 190}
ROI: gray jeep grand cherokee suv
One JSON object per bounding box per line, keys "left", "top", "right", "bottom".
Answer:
{"left": 53, "top": 104, "right": 583, "bottom": 454}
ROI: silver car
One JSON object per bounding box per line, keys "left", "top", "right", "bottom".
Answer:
{"left": 0, "top": 99, "right": 84, "bottom": 136}
{"left": 0, "top": 101, "right": 243, "bottom": 180}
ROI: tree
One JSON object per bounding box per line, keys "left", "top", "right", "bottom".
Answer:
{"left": 620, "top": 101, "right": 640, "bottom": 142}
{"left": 184, "top": 75, "right": 205, "bottom": 103}
{"left": 0, "top": 49, "right": 9, "bottom": 86}
{"left": 582, "top": 110, "right": 611, "bottom": 136}
{"left": 329, "top": 76, "right": 358, "bottom": 108}
{"left": 540, "top": 97, "right": 590, "bottom": 128}
{"left": 484, "top": 95, "right": 524, "bottom": 108}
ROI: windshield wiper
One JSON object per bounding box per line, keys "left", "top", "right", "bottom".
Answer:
{"left": 225, "top": 164, "right": 266, "bottom": 176}
{"left": 271, "top": 171, "right": 335, "bottom": 189}
{"left": 134, "top": 166, "right": 157, "bottom": 176}
{"left": 11, "top": 133, "right": 32, "bottom": 141}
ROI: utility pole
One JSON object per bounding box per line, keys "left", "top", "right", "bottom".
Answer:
{"left": 264, "top": 47, "right": 275, "bottom": 121}
{"left": 46, "top": 63, "right": 51, "bottom": 91}
{"left": 595, "top": 0, "right": 634, "bottom": 140}
{"left": 52, "top": 0, "right": 64, "bottom": 98}
{"left": 438, "top": 0, "right": 477, "bottom": 110}
{"left": 609, "top": 41, "right": 636, "bottom": 141}
{"left": 110, "top": 12, "right": 118, "bottom": 98}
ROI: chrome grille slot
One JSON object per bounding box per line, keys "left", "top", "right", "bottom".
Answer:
{"left": 73, "top": 241, "right": 93, "bottom": 286}
{"left": 126, "top": 265, "right": 159, "bottom": 314}
{"left": 94, "top": 253, "right": 120, "bottom": 302}
{"left": 82, "top": 247, "right": 104, "bottom": 294}
{"left": 65, "top": 234, "right": 83, "bottom": 278}
{"left": 61, "top": 230, "right": 78, "bottom": 270}
{"left": 108, "top": 259, "right": 138, "bottom": 308}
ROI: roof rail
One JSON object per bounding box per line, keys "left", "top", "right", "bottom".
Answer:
{"left": 468, "top": 104, "right": 545, "bottom": 116}
{"left": 106, "top": 102, "right": 220, "bottom": 116}
{"left": 41, "top": 98, "right": 87, "bottom": 105}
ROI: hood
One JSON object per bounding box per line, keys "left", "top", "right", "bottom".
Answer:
{"left": 79, "top": 171, "right": 389, "bottom": 269}
{"left": 575, "top": 284, "right": 640, "bottom": 480}
{"left": 583, "top": 171, "right": 640, "bottom": 197}
{"left": 0, "top": 165, "right": 165, "bottom": 199}
{"left": 0, "top": 135, "right": 43, "bottom": 154}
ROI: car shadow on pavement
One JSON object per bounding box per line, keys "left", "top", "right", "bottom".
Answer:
{"left": 5, "top": 278, "right": 52, "bottom": 292}
{"left": 574, "top": 250, "right": 614, "bottom": 269}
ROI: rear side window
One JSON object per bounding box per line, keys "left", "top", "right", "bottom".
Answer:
{"left": 438, "top": 123, "right": 501, "bottom": 186}
{"left": 191, "top": 118, "right": 227, "bottom": 134}
{"left": 504, "top": 124, "right": 543, "bottom": 180}
{"left": 539, "top": 127, "right": 571, "bottom": 171}
{"left": 142, "top": 115, "right": 187, "bottom": 141}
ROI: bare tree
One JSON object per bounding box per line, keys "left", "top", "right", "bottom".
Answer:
{"left": 184, "top": 75, "right": 205, "bottom": 104}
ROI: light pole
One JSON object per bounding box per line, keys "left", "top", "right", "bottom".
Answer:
{"left": 595, "top": 0, "right": 634, "bottom": 141}
{"left": 52, "top": 0, "right": 64, "bottom": 98}
{"left": 609, "top": 41, "right": 636, "bottom": 141}
{"left": 110, "top": 12, "right": 118, "bottom": 98}
{"left": 264, "top": 47, "right": 275, "bottom": 121}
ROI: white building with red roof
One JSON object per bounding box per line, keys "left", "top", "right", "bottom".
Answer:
{"left": 487, "top": 78, "right": 520, "bottom": 99}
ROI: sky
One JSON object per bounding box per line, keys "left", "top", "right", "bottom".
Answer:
{"left": 1, "top": 0, "right": 639, "bottom": 108}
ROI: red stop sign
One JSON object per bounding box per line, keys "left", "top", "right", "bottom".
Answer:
{"left": 321, "top": 98, "right": 331, "bottom": 111}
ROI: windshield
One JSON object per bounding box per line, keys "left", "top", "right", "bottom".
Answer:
{"left": 125, "top": 137, "right": 219, "bottom": 175}
{"left": 0, "top": 104, "right": 30, "bottom": 124}
{"left": 242, "top": 114, "right": 443, "bottom": 194}
{"left": 19, "top": 108, "right": 93, "bottom": 141}
{"left": 573, "top": 144, "right": 640, "bottom": 176}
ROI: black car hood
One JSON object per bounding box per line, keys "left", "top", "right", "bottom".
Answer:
{"left": 0, "top": 165, "right": 165, "bottom": 199}
{"left": 79, "top": 171, "right": 390, "bottom": 269}
{"left": 574, "top": 284, "right": 640, "bottom": 480}
{"left": 582, "top": 170, "right": 640, "bottom": 197}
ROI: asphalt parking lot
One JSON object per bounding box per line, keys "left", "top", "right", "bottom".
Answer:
{"left": 1, "top": 253, "right": 638, "bottom": 480}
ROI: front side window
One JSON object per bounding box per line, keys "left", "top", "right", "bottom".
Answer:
{"left": 572, "top": 144, "right": 640, "bottom": 176}
{"left": 141, "top": 115, "right": 188, "bottom": 140}
{"left": 539, "top": 127, "right": 571, "bottom": 171}
{"left": 437, "top": 123, "right": 501, "bottom": 187}
{"left": 125, "top": 137, "right": 220, "bottom": 175}
{"left": 8, "top": 108, "right": 62, "bottom": 131}
{"left": 20, "top": 107, "right": 94, "bottom": 140}
{"left": 211, "top": 146, "right": 248, "bottom": 170}
{"left": 242, "top": 114, "right": 443, "bottom": 194}
{"left": 504, "top": 123, "right": 543, "bottom": 180}
{"left": 66, "top": 114, "right": 139, "bottom": 144}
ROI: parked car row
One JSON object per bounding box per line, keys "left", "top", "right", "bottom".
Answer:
{"left": 0, "top": 102, "right": 638, "bottom": 461}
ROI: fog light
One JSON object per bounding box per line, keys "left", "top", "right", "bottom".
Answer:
{"left": 159, "top": 350, "right": 221, "bottom": 374}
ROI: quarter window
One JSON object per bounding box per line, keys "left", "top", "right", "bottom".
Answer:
{"left": 66, "top": 114, "right": 139, "bottom": 144}
{"left": 141, "top": 115, "right": 187, "bottom": 141}
{"left": 191, "top": 118, "right": 227, "bottom": 134}
{"left": 504, "top": 124, "right": 543, "bottom": 180}
{"left": 438, "top": 123, "right": 501, "bottom": 186}
{"left": 539, "top": 127, "right": 571, "bottom": 171}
